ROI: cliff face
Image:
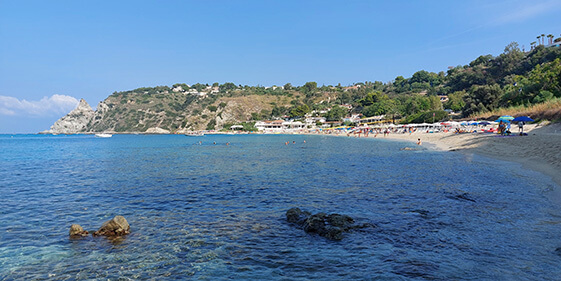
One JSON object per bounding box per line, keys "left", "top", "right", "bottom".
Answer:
{"left": 44, "top": 87, "right": 299, "bottom": 134}
{"left": 44, "top": 99, "right": 95, "bottom": 134}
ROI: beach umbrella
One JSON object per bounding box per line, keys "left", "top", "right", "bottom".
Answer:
{"left": 512, "top": 116, "right": 534, "bottom": 122}
{"left": 496, "top": 115, "right": 514, "bottom": 122}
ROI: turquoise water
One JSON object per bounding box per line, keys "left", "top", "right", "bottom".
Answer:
{"left": 1, "top": 134, "right": 561, "bottom": 280}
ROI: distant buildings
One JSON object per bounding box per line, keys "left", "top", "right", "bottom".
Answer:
{"left": 255, "top": 120, "right": 306, "bottom": 132}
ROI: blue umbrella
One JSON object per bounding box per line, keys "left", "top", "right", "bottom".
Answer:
{"left": 512, "top": 116, "right": 534, "bottom": 122}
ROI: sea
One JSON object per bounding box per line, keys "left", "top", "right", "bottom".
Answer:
{"left": 1, "top": 134, "right": 561, "bottom": 280}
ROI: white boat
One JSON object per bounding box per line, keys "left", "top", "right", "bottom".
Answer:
{"left": 95, "top": 133, "right": 113, "bottom": 138}
{"left": 185, "top": 132, "right": 204, "bottom": 137}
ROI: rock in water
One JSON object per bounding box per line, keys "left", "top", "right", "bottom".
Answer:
{"left": 93, "top": 216, "right": 130, "bottom": 237}
{"left": 326, "top": 214, "right": 354, "bottom": 228}
{"left": 286, "top": 209, "right": 373, "bottom": 240}
{"left": 69, "top": 224, "right": 89, "bottom": 237}
{"left": 286, "top": 207, "right": 311, "bottom": 225}
{"left": 43, "top": 99, "right": 95, "bottom": 134}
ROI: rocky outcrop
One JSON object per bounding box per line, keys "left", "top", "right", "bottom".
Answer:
{"left": 145, "top": 127, "right": 171, "bottom": 134}
{"left": 93, "top": 215, "right": 130, "bottom": 237}
{"left": 286, "top": 208, "right": 374, "bottom": 240}
{"left": 43, "top": 99, "right": 95, "bottom": 134}
{"left": 69, "top": 224, "right": 89, "bottom": 237}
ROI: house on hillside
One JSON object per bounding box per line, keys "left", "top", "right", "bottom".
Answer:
{"left": 438, "top": 95, "right": 449, "bottom": 102}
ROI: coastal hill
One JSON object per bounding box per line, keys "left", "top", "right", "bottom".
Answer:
{"left": 44, "top": 40, "right": 561, "bottom": 134}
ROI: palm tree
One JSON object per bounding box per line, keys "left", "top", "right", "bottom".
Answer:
{"left": 530, "top": 41, "right": 536, "bottom": 50}
{"left": 547, "top": 34, "right": 554, "bottom": 45}
{"left": 541, "top": 34, "right": 545, "bottom": 45}
{"left": 537, "top": 35, "right": 542, "bottom": 45}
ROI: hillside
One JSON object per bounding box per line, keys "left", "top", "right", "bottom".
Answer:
{"left": 46, "top": 39, "right": 561, "bottom": 134}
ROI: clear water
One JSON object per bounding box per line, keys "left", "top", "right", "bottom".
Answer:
{"left": 1, "top": 134, "right": 561, "bottom": 280}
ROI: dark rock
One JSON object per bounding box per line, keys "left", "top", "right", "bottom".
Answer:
{"left": 286, "top": 208, "right": 374, "bottom": 240}
{"left": 555, "top": 247, "right": 561, "bottom": 256}
{"left": 93, "top": 215, "right": 130, "bottom": 237}
{"left": 69, "top": 224, "right": 89, "bottom": 237}
{"left": 286, "top": 208, "right": 311, "bottom": 225}
{"left": 324, "top": 226, "right": 344, "bottom": 240}
{"left": 303, "top": 214, "right": 327, "bottom": 234}
{"left": 326, "top": 214, "right": 354, "bottom": 227}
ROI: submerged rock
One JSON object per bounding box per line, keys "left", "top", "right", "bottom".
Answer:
{"left": 69, "top": 224, "right": 89, "bottom": 237}
{"left": 93, "top": 215, "right": 130, "bottom": 237}
{"left": 286, "top": 209, "right": 373, "bottom": 240}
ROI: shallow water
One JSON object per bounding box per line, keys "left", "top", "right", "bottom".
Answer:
{"left": 1, "top": 134, "right": 561, "bottom": 280}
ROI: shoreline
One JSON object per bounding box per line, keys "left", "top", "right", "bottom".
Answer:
{"left": 370, "top": 124, "right": 561, "bottom": 202}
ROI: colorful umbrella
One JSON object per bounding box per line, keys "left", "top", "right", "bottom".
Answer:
{"left": 495, "top": 115, "right": 514, "bottom": 122}
{"left": 512, "top": 116, "right": 534, "bottom": 122}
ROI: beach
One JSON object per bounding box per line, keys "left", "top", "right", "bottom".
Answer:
{"left": 371, "top": 123, "right": 561, "bottom": 201}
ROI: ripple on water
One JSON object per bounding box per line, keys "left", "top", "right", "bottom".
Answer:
{"left": 1, "top": 134, "right": 561, "bottom": 279}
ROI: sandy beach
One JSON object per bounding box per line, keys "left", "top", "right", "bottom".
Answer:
{"left": 368, "top": 123, "right": 561, "bottom": 202}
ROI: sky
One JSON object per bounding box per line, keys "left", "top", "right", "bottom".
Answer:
{"left": 1, "top": 0, "right": 560, "bottom": 133}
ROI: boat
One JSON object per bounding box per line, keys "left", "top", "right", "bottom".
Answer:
{"left": 95, "top": 133, "right": 113, "bottom": 138}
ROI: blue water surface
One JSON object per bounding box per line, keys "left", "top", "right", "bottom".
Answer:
{"left": 1, "top": 134, "right": 560, "bottom": 280}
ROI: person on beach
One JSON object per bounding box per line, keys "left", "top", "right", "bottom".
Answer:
{"left": 518, "top": 121, "right": 525, "bottom": 134}
{"left": 417, "top": 138, "right": 422, "bottom": 145}
{"left": 498, "top": 121, "right": 505, "bottom": 135}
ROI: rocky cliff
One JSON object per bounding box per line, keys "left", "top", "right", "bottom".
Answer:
{"left": 43, "top": 85, "right": 303, "bottom": 134}
{"left": 43, "top": 99, "right": 95, "bottom": 134}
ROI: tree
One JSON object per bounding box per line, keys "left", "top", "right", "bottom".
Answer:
{"left": 359, "top": 91, "right": 384, "bottom": 106}
{"left": 547, "top": 34, "right": 554, "bottom": 45}
{"left": 271, "top": 106, "right": 288, "bottom": 117}
{"left": 219, "top": 82, "right": 237, "bottom": 92}
{"left": 301, "top": 82, "right": 317, "bottom": 94}
{"left": 324, "top": 105, "right": 347, "bottom": 121}
{"left": 283, "top": 83, "right": 292, "bottom": 90}
{"left": 470, "top": 55, "right": 494, "bottom": 67}
{"left": 289, "top": 104, "right": 310, "bottom": 118}
{"left": 443, "top": 91, "right": 466, "bottom": 112}
{"left": 362, "top": 99, "right": 396, "bottom": 117}
{"left": 462, "top": 84, "right": 503, "bottom": 116}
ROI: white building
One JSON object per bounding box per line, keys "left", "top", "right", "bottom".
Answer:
{"left": 255, "top": 120, "right": 307, "bottom": 132}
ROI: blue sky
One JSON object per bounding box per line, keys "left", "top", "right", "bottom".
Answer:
{"left": 1, "top": 0, "right": 560, "bottom": 133}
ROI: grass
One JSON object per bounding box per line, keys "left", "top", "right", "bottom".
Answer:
{"left": 471, "top": 98, "right": 561, "bottom": 122}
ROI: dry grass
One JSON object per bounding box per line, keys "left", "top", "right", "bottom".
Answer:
{"left": 472, "top": 98, "right": 561, "bottom": 121}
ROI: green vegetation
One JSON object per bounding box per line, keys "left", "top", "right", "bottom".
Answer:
{"left": 88, "top": 38, "right": 560, "bottom": 132}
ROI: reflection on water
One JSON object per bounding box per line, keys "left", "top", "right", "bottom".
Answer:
{"left": 1, "top": 134, "right": 561, "bottom": 280}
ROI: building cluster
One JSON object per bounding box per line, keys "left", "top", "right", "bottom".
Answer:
{"left": 171, "top": 85, "right": 220, "bottom": 97}
{"left": 253, "top": 112, "right": 387, "bottom": 133}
